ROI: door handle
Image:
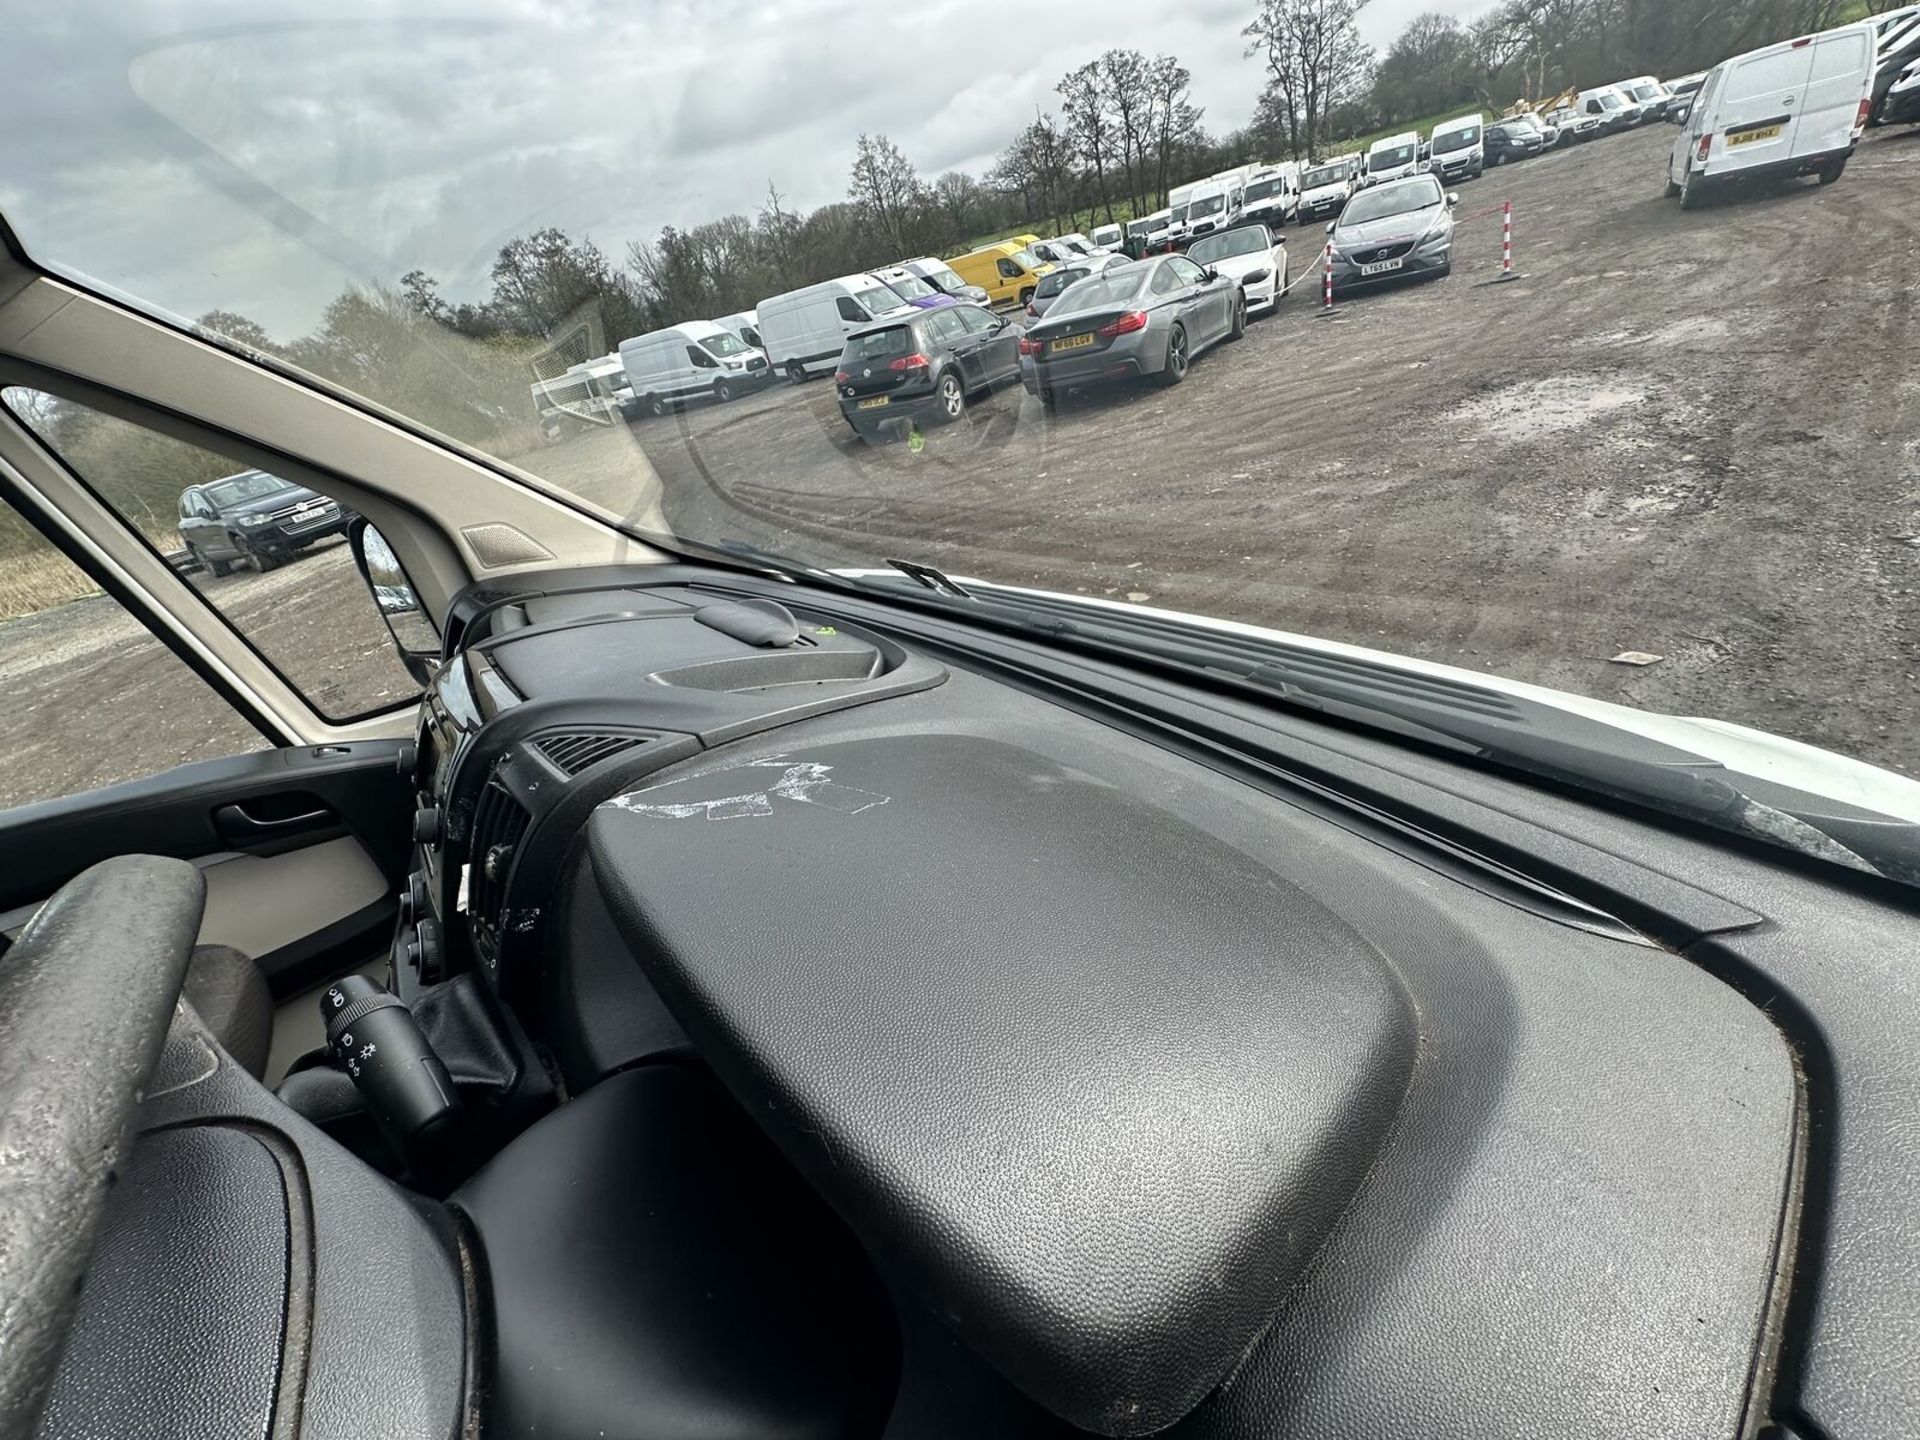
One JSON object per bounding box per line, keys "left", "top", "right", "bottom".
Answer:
{"left": 214, "top": 800, "right": 334, "bottom": 840}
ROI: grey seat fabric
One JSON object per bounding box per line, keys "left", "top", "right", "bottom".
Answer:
{"left": 180, "top": 945, "right": 272, "bottom": 1079}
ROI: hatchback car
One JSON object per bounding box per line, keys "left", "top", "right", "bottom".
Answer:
{"left": 834, "top": 304, "right": 1020, "bottom": 439}
{"left": 1326, "top": 174, "right": 1457, "bottom": 297}
{"left": 1018, "top": 254, "right": 1243, "bottom": 405}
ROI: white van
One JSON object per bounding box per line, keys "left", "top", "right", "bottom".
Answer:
{"left": 1184, "top": 175, "right": 1245, "bottom": 240}
{"left": 1166, "top": 181, "right": 1199, "bottom": 240}
{"left": 1576, "top": 84, "right": 1649, "bottom": 132}
{"left": 714, "top": 310, "right": 763, "bottom": 351}
{"left": 895, "top": 256, "right": 991, "bottom": 307}
{"left": 1425, "top": 113, "right": 1486, "bottom": 183}
{"left": 1667, "top": 20, "right": 1876, "bottom": 206}
{"left": 618, "top": 320, "right": 770, "bottom": 416}
{"left": 1126, "top": 209, "right": 1173, "bottom": 250}
{"left": 1362, "top": 133, "right": 1421, "bottom": 187}
{"left": 756, "top": 274, "right": 917, "bottom": 382}
{"left": 1089, "top": 222, "right": 1123, "bottom": 251}
{"left": 530, "top": 356, "right": 632, "bottom": 440}
{"left": 1241, "top": 164, "right": 1299, "bottom": 228}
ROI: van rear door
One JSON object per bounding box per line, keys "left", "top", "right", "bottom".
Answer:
{"left": 1712, "top": 41, "right": 1815, "bottom": 170}
{"left": 1793, "top": 27, "right": 1873, "bottom": 157}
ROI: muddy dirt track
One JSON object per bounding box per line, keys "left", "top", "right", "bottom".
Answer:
{"left": 0, "top": 121, "right": 1915, "bottom": 811}
{"left": 628, "top": 121, "right": 1920, "bottom": 777}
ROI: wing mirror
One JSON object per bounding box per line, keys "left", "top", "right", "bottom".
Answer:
{"left": 1447, "top": 192, "right": 1460, "bottom": 207}
{"left": 348, "top": 518, "right": 441, "bottom": 686}
{"left": 1325, "top": 221, "right": 1337, "bottom": 235}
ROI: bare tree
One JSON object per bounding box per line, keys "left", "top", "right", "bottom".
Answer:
{"left": 1058, "top": 62, "right": 1116, "bottom": 225}
{"left": 1098, "top": 49, "right": 1154, "bottom": 215}
{"left": 1244, "top": 0, "right": 1374, "bottom": 160}
{"left": 848, "top": 133, "right": 923, "bottom": 256}
{"left": 1148, "top": 55, "right": 1203, "bottom": 202}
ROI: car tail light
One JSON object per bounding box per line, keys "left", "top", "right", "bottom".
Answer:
{"left": 1696, "top": 132, "right": 1712, "bottom": 162}
{"left": 1018, "top": 336, "right": 1041, "bottom": 356}
{"left": 888, "top": 352, "right": 930, "bottom": 372}
{"left": 1025, "top": 303, "right": 1038, "bottom": 317}
{"left": 1855, "top": 97, "right": 1872, "bottom": 130}
{"left": 833, "top": 371, "right": 849, "bottom": 384}
{"left": 1098, "top": 311, "right": 1148, "bottom": 337}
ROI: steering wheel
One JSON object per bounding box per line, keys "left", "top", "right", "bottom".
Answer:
{"left": 0, "top": 856, "right": 203, "bottom": 1436}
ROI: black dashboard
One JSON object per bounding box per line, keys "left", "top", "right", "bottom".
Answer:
{"left": 365, "top": 562, "right": 1920, "bottom": 1440}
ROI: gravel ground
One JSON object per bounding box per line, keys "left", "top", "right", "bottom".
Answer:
{"left": 631, "top": 122, "right": 1920, "bottom": 776}
{"left": 1, "top": 121, "right": 1914, "bottom": 809}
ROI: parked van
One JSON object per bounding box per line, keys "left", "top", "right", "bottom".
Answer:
{"left": 755, "top": 275, "right": 918, "bottom": 382}
{"left": 896, "top": 255, "right": 991, "bottom": 306}
{"left": 619, "top": 320, "right": 771, "bottom": 415}
{"left": 1184, "top": 174, "right": 1245, "bottom": 240}
{"left": 1295, "top": 159, "right": 1354, "bottom": 225}
{"left": 948, "top": 241, "right": 1055, "bottom": 308}
{"left": 1425, "top": 113, "right": 1486, "bottom": 182}
{"left": 530, "top": 356, "right": 631, "bottom": 440}
{"left": 1166, "top": 181, "right": 1199, "bottom": 240}
{"left": 1241, "top": 164, "right": 1299, "bottom": 228}
{"left": 1362, "top": 132, "right": 1422, "bottom": 187}
{"left": 1667, "top": 19, "right": 1876, "bottom": 206}
{"left": 714, "top": 310, "right": 762, "bottom": 351}
{"left": 1090, "top": 222, "right": 1123, "bottom": 250}
{"left": 1576, "top": 84, "right": 1648, "bottom": 132}
{"left": 1125, "top": 209, "right": 1173, "bottom": 253}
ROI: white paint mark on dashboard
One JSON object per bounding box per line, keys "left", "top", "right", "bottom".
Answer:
{"left": 601, "top": 757, "right": 890, "bottom": 821}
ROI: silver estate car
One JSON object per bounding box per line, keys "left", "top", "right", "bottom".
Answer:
{"left": 1024, "top": 253, "right": 1130, "bottom": 320}
{"left": 1018, "top": 254, "right": 1243, "bottom": 406}
{"left": 1327, "top": 173, "right": 1458, "bottom": 298}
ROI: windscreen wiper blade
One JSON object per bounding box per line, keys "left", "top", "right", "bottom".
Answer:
{"left": 846, "top": 576, "right": 1903, "bottom": 878}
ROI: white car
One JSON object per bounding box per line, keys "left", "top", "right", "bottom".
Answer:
{"left": 1185, "top": 223, "right": 1290, "bottom": 316}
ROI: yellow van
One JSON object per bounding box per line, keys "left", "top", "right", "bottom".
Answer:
{"left": 948, "top": 241, "right": 1055, "bottom": 308}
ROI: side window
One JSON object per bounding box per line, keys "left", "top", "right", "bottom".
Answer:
{"left": 1586, "top": 98, "right": 1602, "bottom": 113}
{"left": 685, "top": 346, "right": 715, "bottom": 369}
{"left": 1149, "top": 264, "right": 1181, "bottom": 296}
{"left": 925, "top": 310, "right": 967, "bottom": 344}
{"left": 836, "top": 297, "right": 868, "bottom": 323}
{"left": 1168, "top": 257, "right": 1206, "bottom": 286}
{"left": 996, "top": 258, "right": 1023, "bottom": 280}
{"left": 1, "top": 389, "right": 417, "bottom": 721}
{"left": 0, "top": 491, "right": 267, "bottom": 809}
{"left": 956, "top": 306, "right": 997, "bottom": 334}
{"left": 742, "top": 327, "right": 762, "bottom": 348}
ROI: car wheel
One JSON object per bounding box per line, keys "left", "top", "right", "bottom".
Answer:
{"left": 1156, "top": 324, "right": 1189, "bottom": 388}
{"left": 1228, "top": 295, "right": 1246, "bottom": 341}
{"left": 1491, "top": 151, "right": 1505, "bottom": 167}
{"left": 786, "top": 361, "right": 808, "bottom": 384}
{"left": 647, "top": 394, "right": 668, "bottom": 417}
{"left": 1037, "top": 386, "right": 1057, "bottom": 412}
{"left": 247, "top": 543, "right": 282, "bottom": 573}
{"left": 1663, "top": 175, "right": 1682, "bottom": 198}
{"left": 1817, "top": 156, "right": 1847, "bottom": 185}
{"left": 1679, "top": 166, "right": 1703, "bottom": 210}
{"left": 713, "top": 378, "right": 735, "bottom": 403}
{"left": 1018, "top": 287, "right": 1035, "bottom": 307}
{"left": 935, "top": 372, "right": 966, "bottom": 423}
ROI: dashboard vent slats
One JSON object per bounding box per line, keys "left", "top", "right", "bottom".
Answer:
{"left": 468, "top": 776, "right": 531, "bottom": 940}
{"left": 534, "top": 731, "right": 650, "bottom": 775}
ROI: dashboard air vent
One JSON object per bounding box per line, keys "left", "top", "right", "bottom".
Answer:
{"left": 468, "top": 776, "right": 531, "bottom": 939}
{"left": 534, "top": 731, "right": 652, "bottom": 776}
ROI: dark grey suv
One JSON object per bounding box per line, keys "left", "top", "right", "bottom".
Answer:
{"left": 177, "top": 469, "right": 351, "bottom": 575}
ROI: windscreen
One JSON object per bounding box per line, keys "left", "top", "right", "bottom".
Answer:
{"left": 1432, "top": 124, "right": 1481, "bottom": 152}
{"left": 1188, "top": 228, "right": 1269, "bottom": 264}
{"left": 1341, "top": 179, "right": 1443, "bottom": 225}
{"left": 886, "top": 274, "right": 938, "bottom": 299}
{"left": 701, "top": 332, "right": 749, "bottom": 357}
{"left": 1036, "top": 268, "right": 1089, "bottom": 298}
{"left": 1191, "top": 194, "right": 1226, "bottom": 217}
{"left": 203, "top": 472, "right": 293, "bottom": 506}
{"left": 2, "top": 2, "right": 1914, "bottom": 886}
{"left": 1245, "top": 178, "right": 1287, "bottom": 201}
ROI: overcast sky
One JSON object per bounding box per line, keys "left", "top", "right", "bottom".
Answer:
{"left": 2, "top": 0, "right": 1488, "bottom": 336}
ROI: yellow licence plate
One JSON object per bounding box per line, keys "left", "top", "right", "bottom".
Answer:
{"left": 1726, "top": 123, "right": 1782, "bottom": 147}
{"left": 1051, "top": 333, "right": 1095, "bottom": 354}
{"left": 856, "top": 396, "right": 890, "bottom": 409}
